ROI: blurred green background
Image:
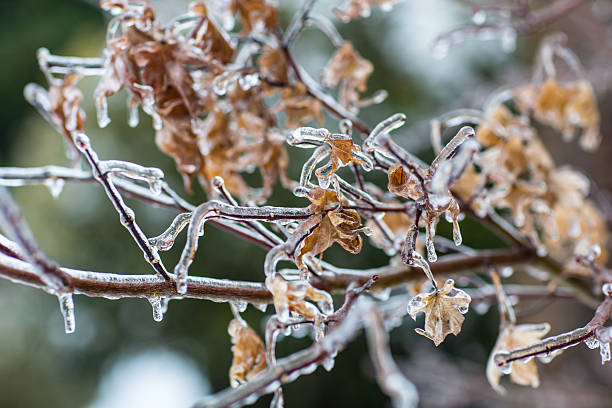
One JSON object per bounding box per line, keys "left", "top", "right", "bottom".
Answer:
{"left": 0, "top": 1, "right": 611, "bottom": 407}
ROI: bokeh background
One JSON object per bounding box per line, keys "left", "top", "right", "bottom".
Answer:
{"left": 1, "top": 1, "right": 611, "bottom": 407}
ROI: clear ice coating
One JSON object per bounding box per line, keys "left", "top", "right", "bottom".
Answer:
{"left": 44, "top": 178, "right": 65, "bottom": 199}
{"left": 58, "top": 293, "right": 75, "bottom": 334}
{"left": 585, "top": 335, "right": 599, "bottom": 350}
{"left": 148, "top": 296, "right": 164, "bottom": 322}
{"left": 600, "top": 342, "right": 611, "bottom": 365}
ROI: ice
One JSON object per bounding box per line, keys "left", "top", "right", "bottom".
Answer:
{"left": 500, "top": 267, "right": 514, "bottom": 278}
{"left": 601, "top": 283, "right": 612, "bottom": 297}
{"left": 585, "top": 335, "right": 600, "bottom": 349}
{"left": 425, "top": 238, "right": 437, "bottom": 263}
{"left": 149, "top": 296, "right": 164, "bottom": 322}
{"left": 232, "top": 301, "right": 248, "bottom": 313}
{"left": 127, "top": 97, "right": 140, "bottom": 128}
{"left": 370, "top": 287, "right": 391, "bottom": 301}
{"left": 600, "top": 342, "right": 610, "bottom": 365}
{"left": 253, "top": 303, "right": 268, "bottom": 312}
{"left": 321, "top": 355, "right": 335, "bottom": 372}
{"left": 58, "top": 293, "right": 75, "bottom": 334}
{"left": 96, "top": 97, "right": 111, "bottom": 128}
{"left": 500, "top": 27, "right": 517, "bottom": 53}
{"left": 270, "top": 388, "right": 284, "bottom": 408}
{"left": 44, "top": 178, "right": 65, "bottom": 199}
{"left": 472, "top": 10, "right": 486, "bottom": 25}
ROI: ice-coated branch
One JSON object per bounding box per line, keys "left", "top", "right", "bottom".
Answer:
{"left": 494, "top": 297, "right": 612, "bottom": 368}
{"left": 0, "top": 165, "right": 280, "bottom": 250}
{"left": 363, "top": 300, "right": 418, "bottom": 408}
{"left": 37, "top": 48, "right": 104, "bottom": 76}
{"left": 174, "top": 201, "right": 312, "bottom": 293}
{"left": 0, "top": 187, "right": 68, "bottom": 293}
{"left": 73, "top": 132, "right": 171, "bottom": 281}
{"left": 193, "top": 295, "right": 410, "bottom": 408}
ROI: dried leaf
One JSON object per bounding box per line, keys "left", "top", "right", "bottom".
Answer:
{"left": 486, "top": 323, "right": 551, "bottom": 394}
{"left": 296, "top": 188, "right": 369, "bottom": 268}
{"left": 515, "top": 78, "right": 600, "bottom": 150}
{"left": 228, "top": 318, "right": 267, "bottom": 387}
{"left": 231, "top": 0, "right": 278, "bottom": 35}
{"left": 49, "top": 73, "right": 85, "bottom": 139}
{"left": 407, "top": 279, "right": 471, "bottom": 346}
{"left": 321, "top": 42, "right": 373, "bottom": 110}
{"left": 265, "top": 274, "right": 333, "bottom": 321}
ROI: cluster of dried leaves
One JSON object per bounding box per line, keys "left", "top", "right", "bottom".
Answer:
{"left": 17, "top": 0, "right": 612, "bottom": 406}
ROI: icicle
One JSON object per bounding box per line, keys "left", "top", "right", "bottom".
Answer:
{"left": 148, "top": 296, "right": 164, "bottom": 322}
{"left": 370, "top": 287, "right": 391, "bottom": 301}
{"left": 127, "top": 96, "right": 140, "bottom": 128}
{"left": 232, "top": 300, "right": 248, "bottom": 313}
{"left": 96, "top": 96, "right": 111, "bottom": 128}
{"left": 451, "top": 215, "right": 462, "bottom": 246}
{"left": 270, "top": 388, "right": 284, "bottom": 408}
{"left": 600, "top": 342, "right": 611, "bottom": 364}
{"left": 253, "top": 303, "right": 268, "bottom": 313}
{"left": 58, "top": 293, "right": 75, "bottom": 334}
{"left": 44, "top": 178, "right": 65, "bottom": 199}
{"left": 425, "top": 237, "right": 437, "bottom": 263}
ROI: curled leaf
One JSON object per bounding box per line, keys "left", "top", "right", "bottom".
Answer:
{"left": 407, "top": 279, "right": 471, "bottom": 346}
{"left": 265, "top": 274, "right": 333, "bottom": 322}
{"left": 486, "top": 323, "right": 551, "bottom": 394}
{"left": 228, "top": 318, "right": 267, "bottom": 387}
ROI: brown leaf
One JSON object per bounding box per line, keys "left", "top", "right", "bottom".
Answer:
{"left": 190, "top": 2, "right": 235, "bottom": 65}
{"left": 228, "top": 318, "right": 267, "bottom": 387}
{"left": 49, "top": 73, "right": 85, "bottom": 139}
{"left": 321, "top": 42, "right": 373, "bottom": 109}
{"left": 258, "top": 46, "right": 288, "bottom": 84}
{"left": 486, "top": 323, "right": 550, "bottom": 394}
{"left": 407, "top": 279, "right": 471, "bottom": 346}
{"left": 265, "top": 274, "right": 333, "bottom": 321}
{"left": 231, "top": 0, "right": 278, "bottom": 35}
{"left": 515, "top": 78, "right": 600, "bottom": 150}
{"left": 296, "top": 187, "right": 369, "bottom": 269}
{"left": 274, "top": 83, "right": 323, "bottom": 128}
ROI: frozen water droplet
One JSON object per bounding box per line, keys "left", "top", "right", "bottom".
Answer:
{"left": 160, "top": 298, "right": 169, "bottom": 314}
{"left": 500, "top": 28, "right": 517, "bottom": 53}
{"left": 474, "top": 302, "right": 490, "bottom": 315}
{"left": 602, "top": 283, "right": 612, "bottom": 297}
{"left": 253, "top": 303, "right": 268, "bottom": 312}
{"left": 600, "top": 342, "right": 610, "bottom": 364}
{"left": 44, "top": 178, "right": 65, "bottom": 199}
{"left": 499, "top": 362, "right": 512, "bottom": 375}
{"left": 149, "top": 296, "right": 163, "bottom": 322}
{"left": 407, "top": 295, "right": 426, "bottom": 319}
{"left": 585, "top": 335, "right": 600, "bottom": 349}
{"left": 148, "top": 179, "right": 162, "bottom": 195}
{"left": 426, "top": 239, "right": 437, "bottom": 263}
{"left": 96, "top": 98, "right": 111, "bottom": 128}
{"left": 472, "top": 10, "right": 486, "bottom": 25}
{"left": 127, "top": 101, "right": 139, "bottom": 128}
{"left": 370, "top": 287, "right": 391, "bottom": 301}
{"left": 119, "top": 207, "right": 135, "bottom": 227}
{"left": 322, "top": 356, "right": 335, "bottom": 372}
{"left": 58, "top": 293, "right": 75, "bottom": 334}
{"left": 456, "top": 304, "right": 469, "bottom": 314}
{"left": 500, "top": 267, "right": 514, "bottom": 278}
{"left": 233, "top": 301, "right": 248, "bottom": 313}
{"left": 270, "top": 388, "right": 284, "bottom": 408}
